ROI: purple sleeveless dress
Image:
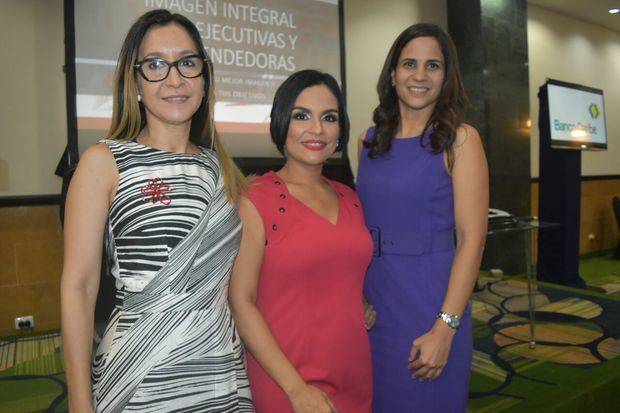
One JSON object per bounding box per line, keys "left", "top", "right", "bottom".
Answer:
{"left": 357, "top": 128, "right": 472, "bottom": 412}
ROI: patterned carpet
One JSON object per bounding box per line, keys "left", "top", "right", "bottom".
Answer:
{"left": 1, "top": 277, "right": 619, "bottom": 412}
{"left": 0, "top": 333, "right": 66, "bottom": 412}
{"left": 468, "top": 276, "right": 620, "bottom": 412}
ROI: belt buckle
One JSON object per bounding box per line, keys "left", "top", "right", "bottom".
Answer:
{"left": 369, "top": 226, "right": 381, "bottom": 257}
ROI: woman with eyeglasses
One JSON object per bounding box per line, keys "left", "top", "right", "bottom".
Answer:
{"left": 60, "top": 9, "right": 252, "bottom": 412}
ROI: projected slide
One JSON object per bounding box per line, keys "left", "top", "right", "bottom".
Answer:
{"left": 74, "top": 0, "right": 342, "bottom": 156}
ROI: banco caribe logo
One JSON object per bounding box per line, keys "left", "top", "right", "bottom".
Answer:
{"left": 589, "top": 103, "right": 600, "bottom": 119}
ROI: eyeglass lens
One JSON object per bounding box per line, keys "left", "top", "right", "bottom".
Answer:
{"left": 139, "top": 56, "right": 203, "bottom": 81}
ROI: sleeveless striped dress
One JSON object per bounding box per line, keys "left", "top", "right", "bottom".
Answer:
{"left": 91, "top": 140, "right": 253, "bottom": 412}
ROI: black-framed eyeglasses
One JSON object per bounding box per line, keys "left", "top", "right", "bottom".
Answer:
{"left": 134, "top": 54, "right": 206, "bottom": 82}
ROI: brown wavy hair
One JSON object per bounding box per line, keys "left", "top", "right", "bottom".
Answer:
{"left": 106, "top": 9, "right": 245, "bottom": 201}
{"left": 365, "top": 23, "right": 468, "bottom": 170}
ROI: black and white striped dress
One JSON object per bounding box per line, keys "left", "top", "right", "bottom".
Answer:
{"left": 92, "top": 140, "right": 253, "bottom": 412}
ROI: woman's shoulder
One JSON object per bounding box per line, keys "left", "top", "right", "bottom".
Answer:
{"left": 249, "top": 171, "right": 279, "bottom": 187}
{"left": 98, "top": 138, "right": 133, "bottom": 151}
{"left": 327, "top": 179, "right": 358, "bottom": 201}
{"left": 452, "top": 123, "right": 487, "bottom": 172}
{"left": 72, "top": 141, "right": 118, "bottom": 190}
{"left": 199, "top": 145, "right": 218, "bottom": 159}
{"left": 240, "top": 172, "right": 288, "bottom": 237}
{"left": 96, "top": 139, "right": 145, "bottom": 160}
{"left": 243, "top": 171, "right": 280, "bottom": 201}
{"left": 357, "top": 126, "right": 376, "bottom": 144}
{"left": 81, "top": 140, "right": 117, "bottom": 166}
{"left": 455, "top": 123, "right": 481, "bottom": 146}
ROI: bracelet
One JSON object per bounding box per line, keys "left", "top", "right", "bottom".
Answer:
{"left": 437, "top": 311, "right": 461, "bottom": 329}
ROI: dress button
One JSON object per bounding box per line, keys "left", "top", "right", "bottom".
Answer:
{"left": 275, "top": 181, "right": 281, "bottom": 185}
{"left": 272, "top": 224, "right": 278, "bottom": 231}
{"left": 354, "top": 203, "right": 359, "bottom": 207}
{"left": 279, "top": 207, "right": 286, "bottom": 213}
{"left": 279, "top": 194, "right": 286, "bottom": 199}
{"left": 265, "top": 239, "right": 269, "bottom": 246}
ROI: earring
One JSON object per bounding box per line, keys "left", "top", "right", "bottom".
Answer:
{"left": 137, "top": 94, "right": 142, "bottom": 102}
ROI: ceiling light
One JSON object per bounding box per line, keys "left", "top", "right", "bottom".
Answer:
{"left": 609, "top": 8, "right": 620, "bottom": 14}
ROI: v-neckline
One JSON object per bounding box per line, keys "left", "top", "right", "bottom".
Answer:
{"left": 270, "top": 171, "right": 342, "bottom": 227}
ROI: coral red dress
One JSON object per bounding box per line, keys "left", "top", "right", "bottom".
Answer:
{"left": 245, "top": 171, "right": 373, "bottom": 413}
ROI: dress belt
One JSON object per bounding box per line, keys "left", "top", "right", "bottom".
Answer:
{"left": 368, "top": 226, "right": 456, "bottom": 257}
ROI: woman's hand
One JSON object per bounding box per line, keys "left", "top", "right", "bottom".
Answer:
{"left": 407, "top": 320, "right": 456, "bottom": 381}
{"left": 363, "top": 300, "right": 377, "bottom": 330}
{"left": 287, "top": 383, "right": 338, "bottom": 413}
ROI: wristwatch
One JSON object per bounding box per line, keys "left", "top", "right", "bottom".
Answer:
{"left": 437, "top": 311, "right": 461, "bottom": 329}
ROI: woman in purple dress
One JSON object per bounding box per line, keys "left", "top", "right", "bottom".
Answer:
{"left": 356, "top": 23, "right": 488, "bottom": 412}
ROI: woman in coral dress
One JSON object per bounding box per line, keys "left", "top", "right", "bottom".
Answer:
{"left": 229, "top": 70, "right": 373, "bottom": 413}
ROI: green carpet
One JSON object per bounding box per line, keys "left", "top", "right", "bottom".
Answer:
{"left": 0, "top": 333, "right": 67, "bottom": 412}
{"left": 579, "top": 251, "right": 620, "bottom": 293}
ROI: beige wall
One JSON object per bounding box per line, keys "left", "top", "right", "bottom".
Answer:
{"left": 0, "top": 205, "right": 63, "bottom": 337}
{"left": 0, "top": 0, "right": 66, "bottom": 196}
{"left": 344, "top": 0, "right": 447, "bottom": 175}
{"left": 528, "top": 5, "right": 620, "bottom": 178}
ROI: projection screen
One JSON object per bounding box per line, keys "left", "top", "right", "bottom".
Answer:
{"left": 72, "top": 0, "right": 343, "bottom": 157}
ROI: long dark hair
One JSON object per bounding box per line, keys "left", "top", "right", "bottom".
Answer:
{"left": 365, "top": 23, "right": 468, "bottom": 170}
{"left": 270, "top": 69, "right": 350, "bottom": 155}
{"left": 106, "top": 9, "right": 245, "bottom": 200}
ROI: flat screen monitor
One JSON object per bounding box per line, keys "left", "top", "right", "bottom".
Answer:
{"left": 545, "top": 79, "right": 607, "bottom": 150}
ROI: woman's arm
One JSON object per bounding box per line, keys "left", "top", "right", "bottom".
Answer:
{"left": 409, "top": 124, "right": 489, "bottom": 381}
{"left": 356, "top": 128, "right": 377, "bottom": 330}
{"left": 61, "top": 144, "right": 117, "bottom": 412}
{"left": 439, "top": 124, "right": 488, "bottom": 321}
{"left": 229, "top": 196, "right": 337, "bottom": 413}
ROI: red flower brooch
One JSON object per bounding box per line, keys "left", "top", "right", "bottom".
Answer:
{"left": 141, "top": 177, "right": 173, "bottom": 205}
